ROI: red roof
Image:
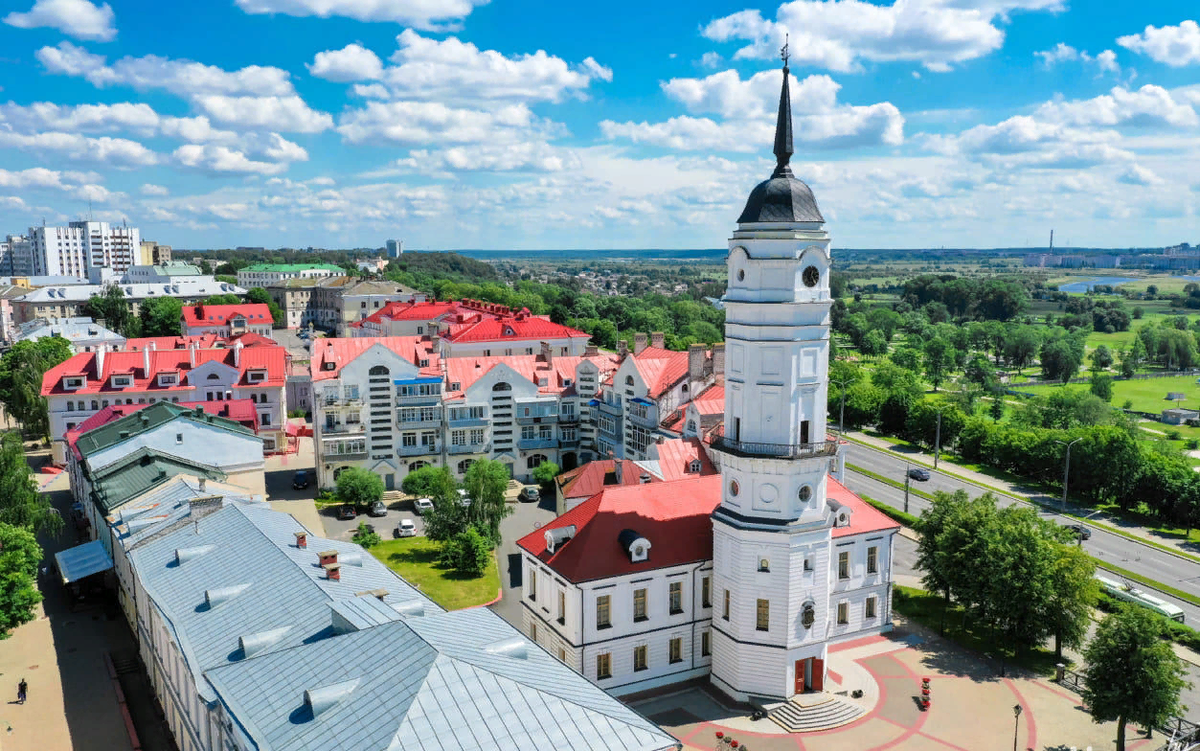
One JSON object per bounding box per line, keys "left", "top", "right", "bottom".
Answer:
{"left": 124, "top": 332, "right": 279, "bottom": 351}
{"left": 354, "top": 300, "right": 469, "bottom": 327}
{"left": 64, "top": 399, "right": 260, "bottom": 459}
{"left": 444, "top": 352, "right": 620, "bottom": 398}
{"left": 182, "top": 304, "right": 273, "bottom": 327}
{"left": 523, "top": 471, "right": 898, "bottom": 582}
{"left": 631, "top": 346, "right": 692, "bottom": 399}
{"left": 651, "top": 437, "right": 716, "bottom": 481}
{"left": 557, "top": 439, "right": 716, "bottom": 499}
{"left": 42, "top": 344, "right": 287, "bottom": 396}
{"left": 309, "top": 336, "right": 440, "bottom": 381}
{"left": 518, "top": 475, "right": 723, "bottom": 582}
{"left": 691, "top": 384, "right": 725, "bottom": 415}
{"left": 444, "top": 314, "right": 589, "bottom": 345}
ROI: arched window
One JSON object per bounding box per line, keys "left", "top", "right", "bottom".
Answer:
{"left": 527, "top": 454, "right": 547, "bottom": 469}
{"left": 207, "top": 373, "right": 220, "bottom": 380}
{"left": 409, "top": 460, "right": 429, "bottom": 471}
{"left": 492, "top": 382, "right": 511, "bottom": 392}
{"left": 625, "top": 375, "right": 634, "bottom": 386}
{"left": 369, "top": 365, "right": 389, "bottom": 376}
{"left": 91, "top": 400, "right": 98, "bottom": 410}
{"left": 457, "top": 459, "right": 474, "bottom": 475}
{"left": 689, "top": 459, "right": 702, "bottom": 473}
{"left": 250, "top": 394, "right": 258, "bottom": 403}
{"left": 681, "top": 383, "right": 689, "bottom": 394}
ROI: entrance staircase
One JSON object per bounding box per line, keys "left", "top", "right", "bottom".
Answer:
{"left": 768, "top": 694, "right": 865, "bottom": 732}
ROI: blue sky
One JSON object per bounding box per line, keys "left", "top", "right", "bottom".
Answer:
{"left": 1, "top": 0, "right": 1199, "bottom": 250}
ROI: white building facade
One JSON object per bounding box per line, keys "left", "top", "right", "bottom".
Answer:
{"left": 29, "top": 221, "right": 141, "bottom": 276}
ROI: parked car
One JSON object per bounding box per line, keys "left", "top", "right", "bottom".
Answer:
{"left": 1066, "top": 523, "right": 1091, "bottom": 541}
{"left": 457, "top": 489, "right": 473, "bottom": 507}
{"left": 292, "top": 470, "right": 311, "bottom": 489}
{"left": 367, "top": 500, "right": 388, "bottom": 517}
{"left": 518, "top": 486, "right": 540, "bottom": 503}
{"left": 336, "top": 504, "right": 356, "bottom": 521}
{"left": 907, "top": 467, "right": 931, "bottom": 482}
{"left": 413, "top": 498, "right": 434, "bottom": 515}
{"left": 395, "top": 519, "right": 417, "bottom": 538}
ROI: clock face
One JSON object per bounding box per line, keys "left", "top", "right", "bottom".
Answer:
{"left": 802, "top": 265, "right": 820, "bottom": 288}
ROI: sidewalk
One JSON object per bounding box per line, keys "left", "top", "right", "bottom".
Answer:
{"left": 847, "top": 430, "right": 1200, "bottom": 561}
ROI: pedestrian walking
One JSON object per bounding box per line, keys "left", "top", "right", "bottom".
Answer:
{"left": 17, "top": 678, "right": 27, "bottom": 704}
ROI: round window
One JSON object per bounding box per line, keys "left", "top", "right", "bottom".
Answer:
{"left": 729, "top": 480, "right": 740, "bottom": 497}
{"left": 737, "top": 269, "right": 745, "bottom": 282}
{"left": 801, "top": 603, "right": 815, "bottom": 629}
{"left": 802, "top": 265, "right": 820, "bottom": 288}
{"left": 798, "top": 485, "right": 812, "bottom": 503}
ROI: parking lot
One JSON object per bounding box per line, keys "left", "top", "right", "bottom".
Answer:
{"left": 321, "top": 496, "right": 428, "bottom": 541}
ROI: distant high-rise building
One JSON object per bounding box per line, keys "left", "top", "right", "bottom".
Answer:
{"left": 0, "top": 235, "right": 35, "bottom": 276}
{"left": 139, "top": 239, "right": 172, "bottom": 265}
{"left": 28, "top": 221, "right": 140, "bottom": 277}
{"left": 386, "top": 239, "right": 403, "bottom": 257}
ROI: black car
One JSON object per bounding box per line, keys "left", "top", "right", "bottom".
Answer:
{"left": 336, "top": 504, "right": 357, "bottom": 521}
{"left": 367, "top": 500, "right": 388, "bottom": 517}
{"left": 907, "top": 467, "right": 931, "bottom": 482}
{"left": 292, "top": 470, "right": 311, "bottom": 490}
{"left": 1067, "top": 523, "right": 1091, "bottom": 541}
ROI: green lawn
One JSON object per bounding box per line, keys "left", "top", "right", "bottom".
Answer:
{"left": 1017, "top": 375, "right": 1200, "bottom": 415}
{"left": 370, "top": 537, "right": 501, "bottom": 610}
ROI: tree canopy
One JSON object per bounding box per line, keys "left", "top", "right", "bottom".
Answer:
{"left": 0, "top": 337, "right": 73, "bottom": 440}
{"left": 138, "top": 296, "right": 183, "bottom": 337}
{"left": 0, "top": 522, "right": 43, "bottom": 639}
{"left": 463, "top": 459, "right": 512, "bottom": 542}
{"left": 335, "top": 467, "right": 384, "bottom": 508}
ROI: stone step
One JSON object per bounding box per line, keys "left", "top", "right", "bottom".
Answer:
{"left": 768, "top": 694, "right": 865, "bottom": 733}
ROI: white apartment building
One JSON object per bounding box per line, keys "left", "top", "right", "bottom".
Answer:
{"left": 236, "top": 263, "right": 345, "bottom": 289}
{"left": 29, "top": 221, "right": 141, "bottom": 276}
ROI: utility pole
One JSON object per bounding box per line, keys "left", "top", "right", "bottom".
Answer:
{"left": 904, "top": 463, "right": 911, "bottom": 515}
{"left": 831, "top": 376, "right": 852, "bottom": 437}
{"left": 933, "top": 410, "right": 942, "bottom": 470}
{"left": 1057, "top": 437, "right": 1083, "bottom": 514}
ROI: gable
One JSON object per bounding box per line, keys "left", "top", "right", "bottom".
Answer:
{"left": 337, "top": 344, "right": 422, "bottom": 383}
{"left": 464, "top": 362, "right": 539, "bottom": 400}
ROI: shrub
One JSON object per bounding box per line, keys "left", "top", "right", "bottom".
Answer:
{"left": 1187, "top": 439, "right": 1199, "bottom": 451}
{"left": 1167, "top": 429, "right": 1182, "bottom": 441}
{"left": 351, "top": 521, "right": 380, "bottom": 549}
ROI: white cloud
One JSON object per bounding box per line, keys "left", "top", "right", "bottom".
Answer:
{"left": 174, "top": 144, "right": 292, "bottom": 175}
{"left": 702, "top": 0, "right": 1064, "bottom": 73}
{"left": 1119, "top": 20, "right": 1200, "bottom": 67}
{"left": 1035, "top": 42, "right": 1078, "bottom": 65}
{"left": 580, "top": 56, "right": 613, "bottom": 82}
{"left": 233, "top": 0, "right": 487, "bottom": 31}
{"left": 396, "top": 142, "right": 581, "bottom": 174}
{"left": 0, "top": 101, "right": 159, "bottom": 133}
{"left": 308, "top": 43, "right": 383, "bottom": 82}
{"left": 601, "top": 69, "right": 904, "bottom": 151}
{"left": 192, "top": 95, "right": 334, "bottom": 133}
{"left": 1095, "top": 50, "right": 1120, "bottom": 74}
{"left": 1118, "top": 163, "right": 1164, "bottom": 185}
{"left": 700, "top": 52, "right": 723, "bottom": 69}
{"left": 0, "top": 130, "right": 157, "bottom": 167}
{"left": 0, "top": 167, "right": 75, "bottom": 189}
{"left": 141, "top": 183, "right": 169, "bottom": 196}
{"left": 337, "top": 100, "right": 551, "bottom": 145}
{"left": 1035, "top": 42, "right": 1121, "bottom": 75}
{"left": 4, "top": 0, "right": 116, "bottom": 42}
{"left": 1036, "top": 85, "right": 1198, "bottom": 128}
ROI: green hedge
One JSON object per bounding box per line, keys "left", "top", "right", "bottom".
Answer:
{"left": 1096, "top": 591, "right": 1200, "bottom": 652}
{"left": 860, "top": 493, "right": 920, "bottom": 528}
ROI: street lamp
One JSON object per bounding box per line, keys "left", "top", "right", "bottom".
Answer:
{"left": 1056, "top": 437, "right": 1083, "bottom": 515}
{"left": 831, "top": 376, "right": 853, "bottom": 437}
{"left": 1012, "top": 704, "right": 1023, "bottom": 751}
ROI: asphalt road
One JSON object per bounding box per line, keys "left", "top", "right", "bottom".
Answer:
{"left": 842, "top": 442, "right": 1200, "bottom": 626}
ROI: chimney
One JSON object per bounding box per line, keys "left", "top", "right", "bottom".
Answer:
{"left": 95, "top": 344, "right": 105, "bottom": 375}
{"left": 318, "top": 549, "right": 338, "bottom": 567}
{"left": 188, "top": 340, "right": 197, "bottom": 368}
{"left": 617, "top": 340, "right": 628, "bottom": 357}
{"left": 540, "top": 340, "right": 552, "bottom": 366}
{"left": 232, "top": 340, "right": 243, "bottom": 367}
{"left": 688, "top": 343, "right": 706, "bottom": 379}
{"left": 430, "top": 334, "right": 440, "bottom": 350}
{"left": 187, "top": 495, "right": 223, "bottom": 519}
{"left": 633, "top": 333, "right": 648, "bottom": 355}
{"left": 143, "top": 343, "right": 151, "bottom": 376}
{"left": 294, "top": 531, "right": 307, "bottom": 549}
{"left": 651, "top": 332, "right": 664, "bottom": 350}
{"left": 613, "top": 457, "right": 623, "bottom": 483}
{"left": 323, "top": 562, "right": 341, "bottom": 581}
{"left": 584, "top": 343, "right": 598, "bottom": 357}
{"left": 712, "top": 343, "right": 725, "bottom": 378}
{"left": 198, "top": 477, "right": 206, "bottom": 493}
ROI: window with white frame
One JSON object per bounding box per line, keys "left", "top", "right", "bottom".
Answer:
{"left": 452, "top": 431, "right": 466, "bottom": 446}
{"left": 628, "top": 425, "right": 651, "bottom": 454}
{"left": 838, "top": 551, "right": 850, "bottom": 579}
{"left": 633, "top": 588, "right": 647, "bottom": 621}
{"left": 402, "top": 433, "right": 417, "bottom": 447}
{"left": 837, "top": 602, "right": 849, "bottom": 624}
{"left": 866, "top": 596, "right": 878, "bottom": 619}
{"left": 669, "top": 581, "right": 683, "bottom": 614}
{"left": 469, "top": 428, "right": 485, "bottom": 445}
{"left": 867, "top": 545, "right": 878, "bottom": 574}
{"left": 521, "top": 425, "right": 536, "bottom": 440}
{"left": 669, "top": 637, "right": 683, "bottom": 664}
{"left": 596, "top": 652, "right": 612, "bottom": 679}
{"left": 596, "top": 595, "right": 611, "bottom": 628}
{"left": 633, "top": 644, "right": 648, "bottom": 672}
{"left": 538, "top": 424, "right": 552, "bottom": 440}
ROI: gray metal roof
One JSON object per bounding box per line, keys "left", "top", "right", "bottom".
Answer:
{"left": 55, "top": 539, "right": 113, "bottom": 583}
{"left": 114, "top": 476, "right": 262, "bottom": 549}
{"left": 737, "top": 175, "right": 824, "bottom": 224}
{"left": 205, "top": 608, "right": 679, "bottom": 751}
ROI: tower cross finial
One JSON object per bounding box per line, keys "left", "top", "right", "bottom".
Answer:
{"left": 781, "top": 33, "right": 789, "bottom": 68}
{"left": 772, "top": 35, "right": 794, "bottom": 177}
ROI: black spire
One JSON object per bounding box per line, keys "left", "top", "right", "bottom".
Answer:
{"left": 772, "top": 35, "right": 793, "bottom": 178}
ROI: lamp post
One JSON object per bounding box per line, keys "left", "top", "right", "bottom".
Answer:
{"left": 831, "top": 376, "right": 853, "bottom": 437}
{"left": 933, "top": 409, "right": 942, "bottom": 470}
{"left": 1056, "top": 437, "right": 1083, "bottom": 514}
{"left": 1012, "top": 704, "right": 1023, "bottom": 751}
{"left": 904, "top": 462, "right": 911, "bottom": 515}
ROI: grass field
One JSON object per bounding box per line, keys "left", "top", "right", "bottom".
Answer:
{"left": 371, "top": 537, "right": 501, "bottom": 610}
{"left": 1016, "top": 375, "right": 1200, "bottom": 414}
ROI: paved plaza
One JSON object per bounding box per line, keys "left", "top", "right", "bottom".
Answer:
{"left": 632, "top": 622, "right": 1159, "bottom": 751}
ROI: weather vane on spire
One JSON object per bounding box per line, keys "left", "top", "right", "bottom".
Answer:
{"left": 781, "top": 33, "right": 789, "bottom": 68}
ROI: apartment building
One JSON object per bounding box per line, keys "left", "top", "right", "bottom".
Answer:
{"left": 29, "top": 221, "right": 141, "bottom": 276}
{"left": 236, "top": 262, "right": 345, "bottom": 289}
{"left": 15, "top": 316, "right": 125, "bottom": 353}
{"left": 42, "top": 339, "right": 288, "bottom": 463}
{"left": 267, "top": 276, "right": 420, "bottom": 331}
{"left": 12, "top": 277, "right": 246, "bottom": 327}
{"left": 181, "top": 304, "right": 273, "bottom": 337}
{"left": 138, "top": 240, "right": 172, "bottom": 265}
{"left": 0, "top": 235, "right": 35, "bottom": 276}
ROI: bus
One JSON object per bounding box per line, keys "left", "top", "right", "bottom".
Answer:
{"left": 1095, "top": 574, "right": 1186, "bottom": 623}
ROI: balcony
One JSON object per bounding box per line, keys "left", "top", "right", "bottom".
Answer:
{"left": 596, "top": 399, "right": 623, "bottom": 415}
{"left": 627, "top": 411, "right": 658, "bottom": 429}
{"left": 396, "top": 417, "right": 441, "bottom": 430}
{"left": 394, "top": 393, "right": 441, "bottom": 406}
{"left": 322, "top": 422, "right": 364, "bottom": 436}
{"left": 558, "top": 437, "right": 580, "bottom": 448}
{"left": 322, "top": 444, "right": 368, "bottom": 460}
{"left": 449, "top": 443, "right": 489, "bottom": 455}
{"left": 517, "top": 437, "right": 558, "bottom": 451}
{"left": 448, "top": 415, "right": 489, "bottom": 428}
{"left": 557, "top": 413, "right": 579, "bottom": 424}
{"left": 709, "top": 436, "right": 839, "bottom": 460}
{"left": 398, "top": 443, "right": 440, "bottom": 457}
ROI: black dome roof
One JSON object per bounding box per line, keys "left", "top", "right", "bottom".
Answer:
{"left": 738, "top": 174, "right": 823, "bottom": 224}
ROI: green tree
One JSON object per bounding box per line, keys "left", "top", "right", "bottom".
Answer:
{"left": 889, "top": 347, "right": 922, "bottom": 373}
{"left": 532, "top": 461, "right": 560, "bottom": 487}
{"left": 1041, "top": 338, "right": 1082, "bottom": 383}
{"left": 0, "top": 337, "right": 72, "bottom": 439}
{"left": 923, "top": 337, "right": 953, "bottom": 392}
{"left": 1047, "top": 544, "right": 1097, "bottom": 661}
{"left": 401, "top": 465, "right": 456, "bottom": 501}
{"left": 0, "top": 433, "right": 62, "bottom": 536}
{"left": 351, "top": 521, "right": 381, "bottom": 548}
{"left": 963, "top": 353, "right": 996, "bottom": 389}
{"left": 0, "top": 522, "right": 43, "bottom": 638}
{"left": 1118, "top": 348, "right": 1137, "bottom": 378}
{"left": 1089, "top": 345, "right": 1114, "bottom": 373}
{"left": 246, "top": 288, "right": 285, "bottom": 330}
{"left": 80, "top": 284, "right": 133, "bottom": 336}
{"left": 138, "top": 296, "right": 184, "bottom": 337}
{"left": 1090, "top": 374, "right": 1114, "bottom": 402}
{"left": 1082, "top": 607, "right": 1188, "bottom": 751}
{"left": 204, "top": 293, "right": 241, "bottom": 305}
{"left": 860, "top": 329, "right": 888, "bottom": 356}
{"left": 1004, "top": 325, "right": 1041, "bottom": 373}
{"left": 443, "top": 526, "right": 491, "bottom": 577}
{"left": 336, "top": 467, "right": 384, "bottom": 508}
{"left": 989, "top": 394, "right": 1005, "bottom": 421}
{"left": 463, "top": 459, "right": 512, "bottom": 542}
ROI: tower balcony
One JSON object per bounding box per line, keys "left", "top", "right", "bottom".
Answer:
{"left": 710, "top": 435, "right": 838, "bottom": 460}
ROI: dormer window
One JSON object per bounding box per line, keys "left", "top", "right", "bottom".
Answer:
{"left": 619, "top": 529, "right": 651, "bottom": 563}
{"left": 63, "top": 376, "right": 84, "bottom": 390}
{"left": 247, "top": 369, "right": 266, "bottom": 383}
{"left": 158, "top": 373, "right": 177, "bottom": 386}
{"left": 111, "top": 374, "right": 132, "bottom": 388}
{"left": 689, "top": 459, "right": 702, "bottom": 473}
{"left": 207, "top": 373, "right": 220, "bottom": 381}
{"left": 419, "top": 359, "right": 429, "bottom": 367}
{"left": 323, "top": 361, "right": 336, "bottom": 371}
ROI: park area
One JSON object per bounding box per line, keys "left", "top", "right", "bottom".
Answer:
{"left": 370, "top": 537, "right": 501, "bottom": 610}
{"left": 1016, "top": 374, "right": 1200, "bottom": 415}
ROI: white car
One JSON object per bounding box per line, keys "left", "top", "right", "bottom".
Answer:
{"left": 457, "top": 489, "right": 473, "bottom": 507}
{"left": 396, "top": 519, "right": 417, "bottom": 538}
{"left": 413, "top": 498, "right": 434, "bottom": 515}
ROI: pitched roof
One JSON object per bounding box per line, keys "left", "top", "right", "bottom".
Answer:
{"left": 240, "top": 263, "right": 345, "bottom": 273}
{"left": 518, "top": 475, "right": 723, "bottom": 583}
{"left": 67, "top": 401, "right": 260, "bottom": 460}
{"left": 631, "top": 347, "right": 691, "bottom": 399}
{"left": 309, "top": 336, "right": 440, "bottom": 381}
{"left": 690, "top": 384, "right": 725, "bottom": 415}
{"left": 444, "top": 352, "right": 620, "bottom": 399}
{"left": 41, "top": 344, "right": 287, "bottom": 396}
{"left": 650, "top": 437, "right": 716, "bottom": 481}
{"left": 90, "top": 448, "right": 229, "bottom": 513}
{"left": 444, "top": 313, "right": 590, "bottom": 345}
{"left": 182, "top": 304, "right": 273, "bottom": 327}
{"left": 828, "top": 476, "right": 902, "bottom": 538}
{"left": 354, "top": 300, "right": 470, "bottom": 326}
{"left": 123, "top": 333, "right": 278, "bottom": 351}
{"left": 204, "top": 607, "right": 677, "bottom": 751}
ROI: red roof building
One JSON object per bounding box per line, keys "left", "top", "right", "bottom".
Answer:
{"left": 309, "top": 336, "right": 441, "bottom": 381}
{"left": 181, "top": 304, "right": 274, "bottom": 336}
{"left": 64, "top": 399, "right": 260, "bottom": 460}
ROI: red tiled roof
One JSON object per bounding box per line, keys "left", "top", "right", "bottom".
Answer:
{"left": 691, "top": 384, "right": 725, "bottom": 415}
{"left": 444, "top": 314, "right": 590, "bottom": 345}
{"left": 309, "top": 336, "right": 440, "bottom": 381}
{"left": 652, "top": 437, "right": 716, "bottom": 481}
{"left": 64, "top": 399, "right": 260, "bottom": 459}
{"left": 443, "top": 352, "right": 620, "bottom": 399}
{"left": 354, "top": 300, "right": 470, "bottom": 327}
{"left": 124, "top": 332, "right": 279, "bottom": 351}
{"left": 517, "top": 475, "right": 722, "bottom": 582}
{"left": 42, "top": 345, "right": 287, "bottom": 396}
{"left": 523, "top": 472, "right": 899, "bottom": 582}
{"left": 557, "top": 439, "right": 715, "bottom": 499}
{"left": 182, "top": 304, "right": 273, "bottom": 327}
{"left": 631, "top": 347, "right": 691, "bottom": 399}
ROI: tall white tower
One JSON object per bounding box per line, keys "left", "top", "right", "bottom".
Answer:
{"left": 709, "top": 51, "right": 841, "bottom": 702}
